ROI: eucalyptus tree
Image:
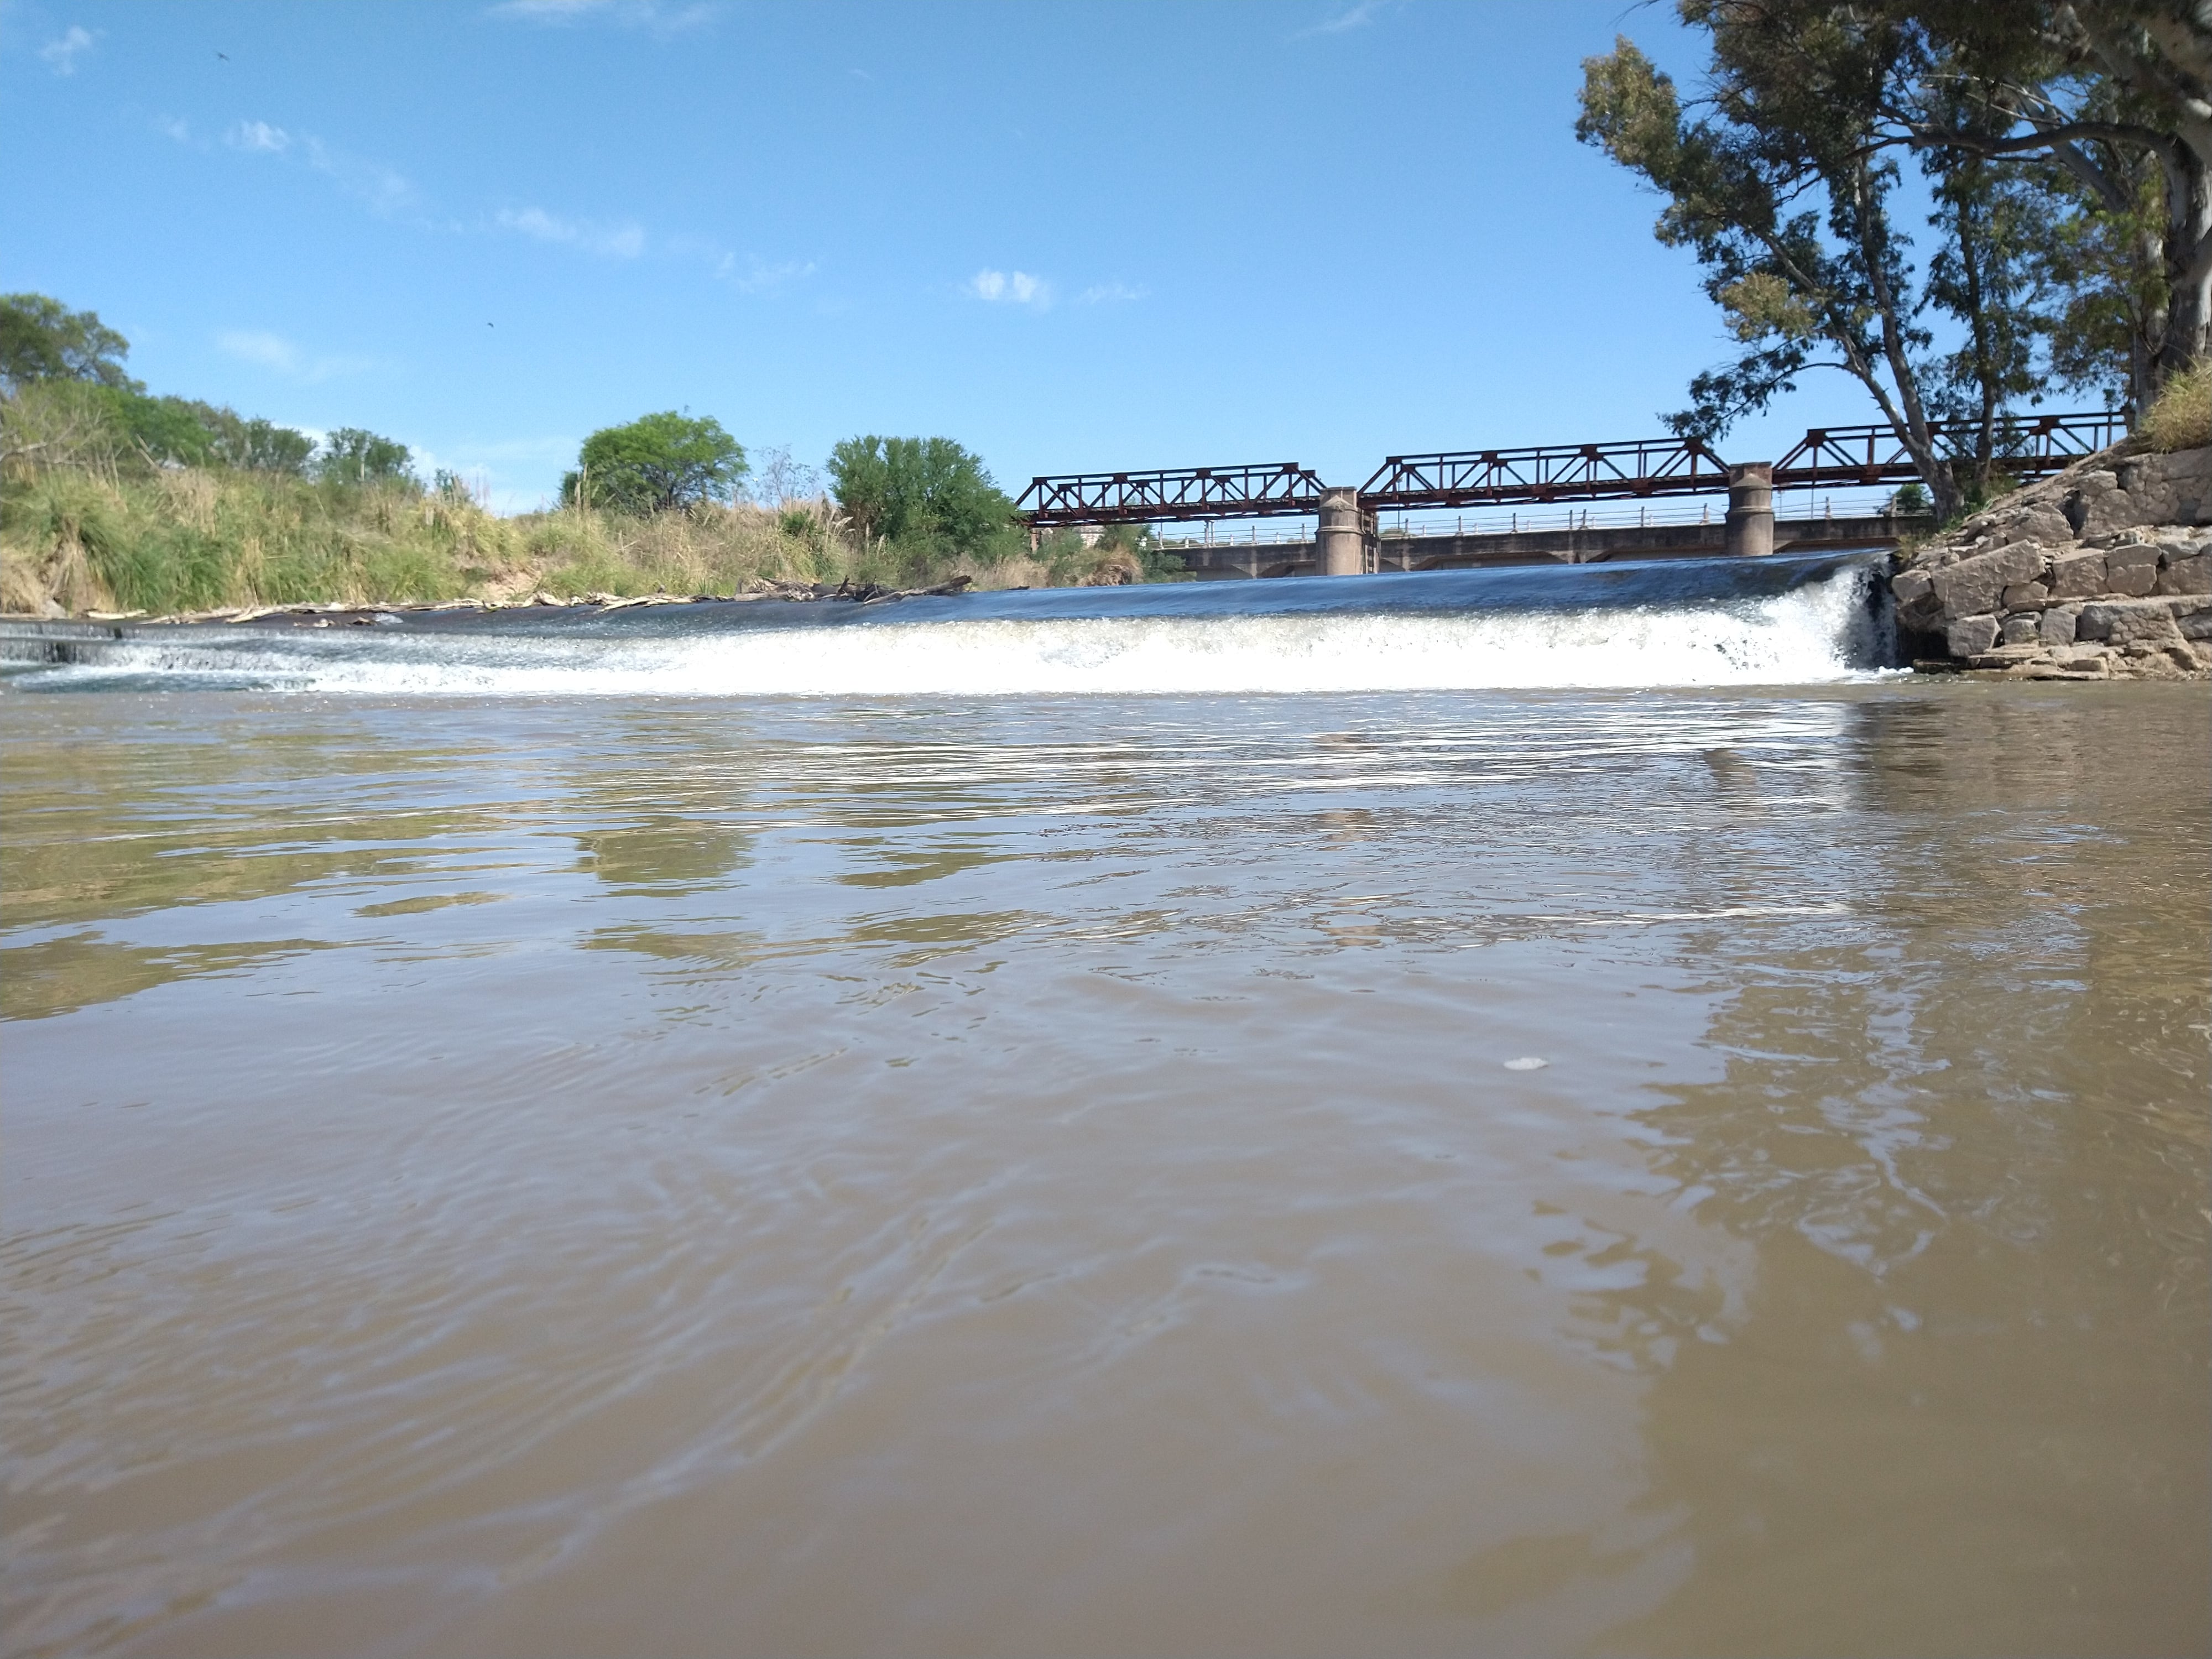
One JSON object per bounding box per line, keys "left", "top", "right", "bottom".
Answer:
{"left": 1579, "top": 9, "right": 1999, "bottom": 518}
{"left": 1884, "top": 2, "right": 2212, "bottom": 411}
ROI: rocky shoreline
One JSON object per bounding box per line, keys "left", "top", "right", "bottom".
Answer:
{"left": 1891, "top": 443, "right": 2212, "bottom": 680}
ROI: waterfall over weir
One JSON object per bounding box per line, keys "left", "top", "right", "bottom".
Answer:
{"left": 0, "top": 551, "right": 1896, "bottom": 697}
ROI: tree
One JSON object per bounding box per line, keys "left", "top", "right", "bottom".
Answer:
{"left": 1884, "top": 2, "right": 2212, "bottom": 404}
{"left": 0, "top": 293, "right": 140, "bottom": 392}
{"left": 1578, "top": 7, "right": 2073, "bottom": 520}
{"left": 564, "top": 411, "right": 747, "bottom": 514}
{"left": 202, "top": 408, "right": 315, "bottom": 474}
{"left": 826, "top": 435, "right": 1016, "bottom": 555}
{"left": 314, "top": 426, "right": 414, "bottom": 484}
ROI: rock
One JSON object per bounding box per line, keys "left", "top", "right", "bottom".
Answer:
{"left": 2115, "top": 643, "right": 2195, "bottom": 680}
{"left": 2078, "top": 598, "right": 2188, "bottom": 647}
{"left": 2047, "top": 549, "right": 2109, "bottom": 598}
{"left": 2068, "top": 472, "right": 2126, "bottom": 537}
{"left": 1991, "top": 504, "right": 2076, "bottom": 546}
{"left": 2002, "top": 581, "right": 2050, "bottom": 611}
{"left": 2039, "top": 606, "right": 2079, "bottom": 646}
{"left": 2157, "top": 553, "right": 2211, "bottom": 596}
{"left": 1931, "top": 542, "right": 2046, "bottom": 619}
{"left": 2107, "top": 560, "right": 2161, "bottom": 597}
{"left": 1947, "top": 613, "right": 2002, "bottom": 657}
{"left": 1890, "top": 567, "right": 1944, "bottom": 629}
{"left": 38, "top": 596, "right": 65, "bottom": 619}
{"left": 2047, "top": 644, "right": 2114, "bottom": 676}
{"left": 1999, "top": 614, "right": 2040, "bottom": 645}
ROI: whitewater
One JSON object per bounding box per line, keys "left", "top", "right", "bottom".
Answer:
{"left": 0, "top": 551, "right": 1895, "bottom": 696}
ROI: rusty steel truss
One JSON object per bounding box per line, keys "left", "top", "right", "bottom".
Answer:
{"left": 1769, "top": 410, "right": 2128, "bottom": 487}
{"left": 1018, "top": 462, "right": 1327, "bottom": 526}
{"left": 1360, "top": 436, "right": 1730, "bottom": 511}
{"left": 1015, "top": 410, "right": 2128, "bottom": 528}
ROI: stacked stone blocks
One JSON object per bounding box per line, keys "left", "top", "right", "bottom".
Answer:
{"left": 1891, "top": 445, "right": 2212, "bottom": 680}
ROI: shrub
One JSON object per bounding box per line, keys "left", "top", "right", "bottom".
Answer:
{"left": 2142, "top": 360, "right": 2212, "bottom": 453}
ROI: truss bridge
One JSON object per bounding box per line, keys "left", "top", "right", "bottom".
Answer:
{"left": 1015, "top": 410, "right": 2127, "bottom": 575}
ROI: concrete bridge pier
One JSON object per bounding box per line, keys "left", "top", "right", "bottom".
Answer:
{"left": 1725, "top": 462, "right": 1775, "bottom": 557}
{"left": 1318, "top": 488, "right": 1367, "bottom": 575}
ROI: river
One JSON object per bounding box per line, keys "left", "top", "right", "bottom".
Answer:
{"left": 3, "top": 560, "right": 2206, "bottom": 1656}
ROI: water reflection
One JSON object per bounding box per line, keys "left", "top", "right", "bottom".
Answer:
{"left": 1595, "top": 690, "right": 2212, "bottom": 1655}
{"left": 1, "top": 686, "right": 2204, "bottom": 1657}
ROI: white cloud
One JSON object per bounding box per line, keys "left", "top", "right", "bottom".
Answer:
{"left": 487, "top": 0, "right": 716, "bottom": 33}
{"left": 216, "top": 330, "right": 375, "bottom": 383}
{"left": 40, "top": 25, "right": 96, "bottom": 75}
{"left": 218, "top": 330, "right": 300, "bottom": 373}
{"left": 228, "top": 119, "right": 291, "bottom": 154}
{"left": 304, "top": 138, "right": 415, "bottom": 215}
{"left": 223, "top": 121, "right": 416, "bottom": 214}
{"left": 1078, "top": 281, "right": 1148, "bottom": 305}
{"left": 967, "top": 269, "right": 1051, "bottom": 309}
{"left": 496, "top": 206, "right": 645, "bottom": 258}
{"left": 1296, "top": 0, "right": 1388, "bottom": 38}
{"left": 155, "top": 114, "right": 194, "bottom": 144}
{"left": 722, "top": 255, "right": 816, "bottom": 294}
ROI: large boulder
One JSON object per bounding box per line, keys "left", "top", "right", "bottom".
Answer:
{"left": 1929, "top": 541, "right": 2044, "bottom": 617}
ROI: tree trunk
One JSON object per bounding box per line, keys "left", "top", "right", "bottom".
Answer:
{"left": 2155, "top": 152, "right": 2212, "bottom": 389}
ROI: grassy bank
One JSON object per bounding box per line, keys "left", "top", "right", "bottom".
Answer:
{"left": 0, "top": 461, "right": 1170, "bottom": 618}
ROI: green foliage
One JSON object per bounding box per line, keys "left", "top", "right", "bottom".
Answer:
{"left": 0, "top": 293, "right": 140, "bottom": 392}
{"left": 1577, "top": 17, "right": 1932, "bottom": 446}
{"left": 1573, "top": 6, "right": 2091, "bottom": 520}
{"left": 100, "top": 390, "right": 220, "bottom": 467}
{"left": 314, "top": 426, "right": 414, "bottom": 484}
{"left": 565, "top": 411, "right": 747, "bottom": 514}
{"left": 2, "top": 289, "right": 1182, "bottom": 613}
{"left": 199, "top": 405, "right": 315, "bottom": 473}
{"left": 826, "top": 435, "right": 1019, "bottom": 562}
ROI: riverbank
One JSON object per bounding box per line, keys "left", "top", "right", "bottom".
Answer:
{"left": 0, "top": 463, "right": 1160, "bottom": 620}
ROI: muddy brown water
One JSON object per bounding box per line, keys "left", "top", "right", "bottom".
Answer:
{"left": 3, "top": 684, "right": 2206, "bottom": 1657}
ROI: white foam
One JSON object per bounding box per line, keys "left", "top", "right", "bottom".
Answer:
{"left": 17, "top": 565, "right": 1890, "bottom": 696}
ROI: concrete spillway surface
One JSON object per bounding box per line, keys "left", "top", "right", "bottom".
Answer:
{"left": 0, "top": 550, "right": 1896, "bottom": 696}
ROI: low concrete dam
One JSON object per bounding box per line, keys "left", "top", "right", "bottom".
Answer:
{"left": 0, "top": 551, "right": 1895, "bottom": 696}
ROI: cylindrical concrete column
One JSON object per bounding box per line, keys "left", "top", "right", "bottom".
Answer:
{"left": 1724, "top": 463, "right": 1775, "bottom": 557}
{"left": 1318, "top": 488, "right": 1365, "bottom": 576}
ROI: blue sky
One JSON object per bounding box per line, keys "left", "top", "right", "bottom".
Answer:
{"left": 3, "top": 0, "right": 1904, "bottom": 512}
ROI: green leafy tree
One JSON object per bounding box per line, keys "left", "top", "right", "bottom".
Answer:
{"left": 1577, "top": 7, "right": 2070, "bottom": 520}
{"left": 203, "top": 408, "right": 315, "bottom": 474}
{"left": 1881, "top": 2, "right": 2212, "bottom": 406}
{"left": 0, "top": 293, "right": 140, "bottom": 392}
{"left": 564, "top": 411, "right": 747, "bottom": 514}
{"left": 314, "top": 426, "right": 414, "bottom": 484}
{"left": 826, "top": 435, "right": 1016, "bottom": 557}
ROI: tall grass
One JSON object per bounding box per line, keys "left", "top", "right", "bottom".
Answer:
{"left": 1, "top": 446, "right": 1174, "bottom": 617}
{"left": 2141, "top": 359, "right": 2212, "bottom": 453}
